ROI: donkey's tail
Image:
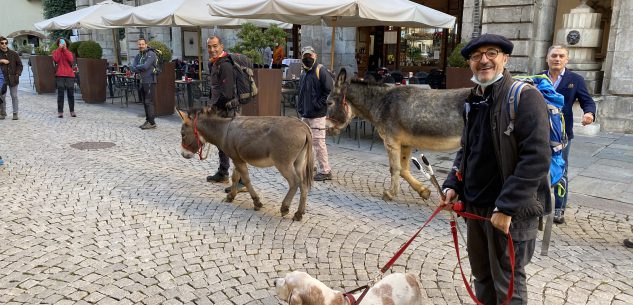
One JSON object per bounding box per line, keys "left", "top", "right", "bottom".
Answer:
{"left": 304, "top": 128, "right": 314, "bottom": 190}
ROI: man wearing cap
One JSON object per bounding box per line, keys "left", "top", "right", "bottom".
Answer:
{"left": 297, "top": 46, "right": 333, "bottom": 181}
{"left": 440, "top": 34, "right": 551, "bottom": 304}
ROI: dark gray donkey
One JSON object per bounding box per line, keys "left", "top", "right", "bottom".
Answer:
{"left": 326, "top": 68, "right": 471, "bottom": 201}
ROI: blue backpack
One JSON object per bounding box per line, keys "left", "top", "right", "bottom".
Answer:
{"left": 505, "top": 75, "right": 567, "bottom": 187}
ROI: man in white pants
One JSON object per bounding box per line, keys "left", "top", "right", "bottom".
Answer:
{"left": 296, "top": 46, "right": 333, "bottom": 181}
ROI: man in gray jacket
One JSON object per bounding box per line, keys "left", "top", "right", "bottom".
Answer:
{"left": 441, "top": 34, "right": 551, "bottom": 304}
{"left": 132, "top": 38, "right": 158, "bottom": 129}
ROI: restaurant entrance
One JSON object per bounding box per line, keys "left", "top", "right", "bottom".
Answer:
{"left": 354, "top": 0, "right": 462, "bottom": 86}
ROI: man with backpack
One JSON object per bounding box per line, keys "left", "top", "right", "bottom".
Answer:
{"left": 542, "top": 45, "right": 596, "bottom": 224}
{"left": 297, "top": 46, "right": 333, "bottom": 181}
{"left": 131, "top": 38, "right": 158, "bottom": 130}
{"left": 440, "top": 34, "right": 551, "bottom": 304}
{"left": 204, "top": 36, "right": 247, "bottom": 193}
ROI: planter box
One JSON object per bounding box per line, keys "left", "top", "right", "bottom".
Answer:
{"left": 30, "top": 55, "right": 56, "bottom": 94}
{"left": 446, "top": 67, "right": 473, "bottom": 89}
{"left": 77, "top": 58, "right": 107, "bottom": 103}
{"left": 154, "top": 61, "right": 175, "bottom": 116}
{"left": 242, "top": 69, "right": 282, "bottom": 116}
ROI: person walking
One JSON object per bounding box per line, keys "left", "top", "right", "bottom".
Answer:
{"left": 262, "top": 45, "right": 272, "bottom": 69}
{"left": 52, "top": 38, "right": 76, "bottom": 118}
{"left": 542, "top": 45, "right": 596, "bottom": 224}
{"left": 131, "top": 38, "right": 158, "bottom": 129}
{"left": 204, "top": 36, "right": 247, "bottom": 193}
{"left": 272, "top": 41, "right": 285, "bottom": 69}
{"left": 0, "top": 36, "right": 23, "bottom": 120}
{"left": 440, "top": 34, "right": 551, "bottom": 305}
{"left": 296, "top": 46, "right": 333, "bottom": 181}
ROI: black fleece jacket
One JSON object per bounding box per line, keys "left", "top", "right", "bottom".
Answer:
{"left": 443, "top": 69, "right": 552, "bottom": 221}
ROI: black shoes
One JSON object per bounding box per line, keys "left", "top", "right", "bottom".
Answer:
{"left": 624, "top": 239, "right": 633, "bottom": 249}
{"left": 207, "top": 172, "right": 229, "bottom": 183}
{"left": 224, "top": 181, "right": 248, "bottom": 193}
{"left": 553, "top": 209, "right": 565, "bottom": 224}
{"left": 12, "top": 113, "right": 17, "bottom": 120}
{"left": 314, "top": 172, "right": 332, "bottom": 181}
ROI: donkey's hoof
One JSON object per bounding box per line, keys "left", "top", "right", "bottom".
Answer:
{"left": 382, "top": 190, "right": 394, "bottom": 201}
{"left": 292, "top": 212, "right": 303, "bottom": 221}
{"left": 225, "top": 194, "right": 235, "bottom": 202}
{"left": 253, "top": 199, "right": 263, "bottom": 211}
{"left": 419, "top": 188, "right": 431, "bottom": 200}
{"left": 280, "top": 206, "right": 289, "bottom": 216}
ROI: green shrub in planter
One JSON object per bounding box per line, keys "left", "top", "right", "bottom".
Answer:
{"left": 49, "top": 40, "right": 59, "bottom": 53}
{"left": 147, "top": 40, "right": 172, "bottom": 63}
{"left": 77, "top": 41, "right": 103, "bottom": 59}
{"left": 34, "top": 45, "right": 50, "bottom": 56}
{"left": 69, "top": 41, "right": 83, "bottom": 57}
{"left": 448, "top": 41, "right": 468, "bottom": 68}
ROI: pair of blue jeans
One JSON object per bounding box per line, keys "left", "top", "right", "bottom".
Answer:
{"left": 555, "top": 139, "right": 572, "bottom": 211}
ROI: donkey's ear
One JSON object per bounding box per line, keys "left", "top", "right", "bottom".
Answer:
{"left": 177, "top": 109, "right": 192, "bottom": 126}
{"left": 336, "top": 68, "right": 347, "bottom": 88}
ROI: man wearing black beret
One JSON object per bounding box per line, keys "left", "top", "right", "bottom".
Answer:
{"left": 441, "top": 34, "right": 551, "bottom": 304}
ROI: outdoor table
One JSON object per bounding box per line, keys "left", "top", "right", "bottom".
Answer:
{"left": 175, "top": 79, "right": 202, "bottom": 110}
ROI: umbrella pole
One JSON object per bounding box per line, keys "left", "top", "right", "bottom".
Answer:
{"left": 198, "top": 27, "right": 203, "bottom": 81}
{"left": 330, "top": 18, "right": 336, "bottom": 71}
{"left": 112, "top": 28, "right": 120, "bottom": 65}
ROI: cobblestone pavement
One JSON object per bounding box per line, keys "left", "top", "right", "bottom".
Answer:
{"left": 0, "top": 85, "right": 632, "bottom": 304}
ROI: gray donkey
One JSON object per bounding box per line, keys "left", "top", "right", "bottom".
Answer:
{"left": 327, "top": 68, "right": 471, "bottom": 201}
{"left": 178, "top": 108, "right": 314, "bottom": 221}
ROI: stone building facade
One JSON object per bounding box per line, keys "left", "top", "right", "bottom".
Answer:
{"left": 75, "top": 0, "right": 631, "bottom": 133}
{"left": 461, "top": 0, "right": 632, "bottom": 133}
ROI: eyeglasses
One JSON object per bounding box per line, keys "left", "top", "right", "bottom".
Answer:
{"left": 0, "top": 42, "right": 8, "bottom": 45}
{"left": 469, "top": 48, "right": 501, "bottom": 62}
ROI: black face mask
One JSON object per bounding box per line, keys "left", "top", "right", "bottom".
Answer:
{"left": 302, "top": 57, "right": 315, "bottom": 68}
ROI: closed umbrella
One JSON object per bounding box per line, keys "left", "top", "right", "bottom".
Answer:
{"left": 208, "top": 0, "right": 456, "bottom": 69}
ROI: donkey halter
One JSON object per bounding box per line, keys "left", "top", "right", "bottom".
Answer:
{"left": 181, "top": 112, "right": 210, "bottom": 160}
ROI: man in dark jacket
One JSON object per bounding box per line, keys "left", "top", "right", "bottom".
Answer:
{"left": 132, "top": 38, "right": 158, "bottom": 129}
{"left": 441, "top": 34, "right": 551, "bottom": 305}
{"left": 542, "top": 45, "right": 596, "bottom": 224}
{"left": 297, "top": 46, "right": 333, "bottom": 181}
{"left": 0, "top": 36, "right": 23, "bottom": 120}
{"left": 204, "top": 36, "right": 246, "bottom": 192}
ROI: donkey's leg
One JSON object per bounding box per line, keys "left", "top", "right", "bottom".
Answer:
{"left": 382, "top": 137, "right": 402, "bottom": 201}
{"left": 234, "top": 162, "right": 262, "bottom": 210}
{"left": 225, "top": 168, "right": 240, "bottom": 203}
{"left": 276, "top": 163, "right": 300, "bottom": 218}
{"left": 399, "top": 146, "right": 431, "bottom": 200}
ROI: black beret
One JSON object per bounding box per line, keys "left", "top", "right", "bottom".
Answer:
{"left": 461, "top": 34, "right": 514, "bottom": 60}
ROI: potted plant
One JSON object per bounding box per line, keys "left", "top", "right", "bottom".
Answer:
{"left": 77, "top": 40, "right": 107, "bottom": 103}
{"left": 232, "top": 23, "right": 285, "bottom": 116}
{"left": 147, "top": 40, "right": 175, "bottom": 116}
{"left": 31, "top": 44, "right": 56, "bottom": 94}
{"left": 445, "top": 41, "right": 473, "bottom": 89}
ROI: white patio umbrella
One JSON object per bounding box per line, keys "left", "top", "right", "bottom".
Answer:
{"left": 34, "top": 0, "right": 132, "bottom": 30}
{"left": 102, "top": 0, "right": 292, "bottom": 79}
{"left": 34, "top": 0, "right": 133, "bottom": 64}
{"left": 207, "top": 0, "right": 456, "bottom": 69}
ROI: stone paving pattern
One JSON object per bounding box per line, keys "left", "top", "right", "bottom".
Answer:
{"left": 1, "top": 75, "right": 632, "bottom": 304}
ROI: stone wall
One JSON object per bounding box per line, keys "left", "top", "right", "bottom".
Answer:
{"left": 480, "top": 0, "right": 557, "bottom": 74}
{"left": 600, "top": 0, "right": 633, "bottom": 133}
{"left": 301, "top": 25, "right": 357, "bottom": 75}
